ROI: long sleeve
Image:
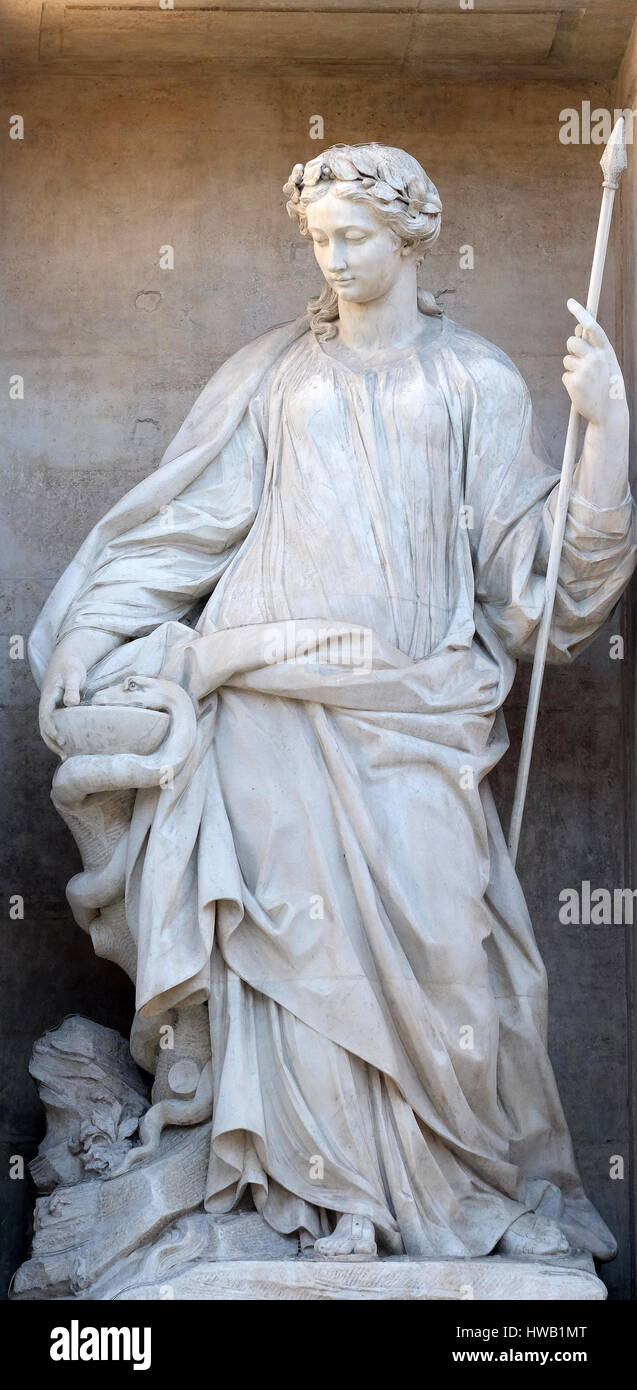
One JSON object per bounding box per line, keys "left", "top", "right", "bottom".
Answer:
{"left": 469, "top": 370, "right": 636, "bottom": 664}
{"left": 57, "top": 392, "right": 268, "bottom": 644}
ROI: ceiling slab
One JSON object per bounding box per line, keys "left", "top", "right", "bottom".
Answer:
{"left": 38, "top": 6, "right": 559, "bottom": 68}
{"left": 36, "top": 1, "right": 637, "bottom": 10}
{"left": 1, "top": 1, "right": 636, "bottom": 80}
{"left": 408, "top": 13, "right": 558, "bottom": 66}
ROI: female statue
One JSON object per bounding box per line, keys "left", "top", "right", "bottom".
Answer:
{"left": 30, "top": 144, "right": 635, "bottom": 1261}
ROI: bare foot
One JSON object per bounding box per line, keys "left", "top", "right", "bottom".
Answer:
{"left": 314, "top": 1213, "right": 377, "bottom": 1258}
{"left": 496, "top": 1213, "right": 569, "bottom": 1257}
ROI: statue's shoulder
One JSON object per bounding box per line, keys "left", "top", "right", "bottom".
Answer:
{"left": 442, "top": 318, "right": 529, "bottom": 405}
{"left": 162, "top": 316, "right": 310, "bottom": 463}
{"left": 226, "top": 314, "right": 311, "bottom": 372}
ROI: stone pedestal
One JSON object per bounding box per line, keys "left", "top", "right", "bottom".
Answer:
{"left": 112, "top": 1254, "right": 606, "bottom": 1302}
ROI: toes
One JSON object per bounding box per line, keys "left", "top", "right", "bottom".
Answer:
{"left": 313, "top": 1215, "right": 377, "bottom": 1258}
{"left": 497, "top": 1213, "right": 570, "bottom": 1257}
{"left": 537, "top": 1219, "right": 569, "bottom": 1254}
{"left": 314, "top": 1240, "right": 347, "bottom": 1257}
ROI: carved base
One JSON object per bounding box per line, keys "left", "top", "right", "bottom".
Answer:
{"left": 12, "top": 1017, "right": 609, "bottom": 1303}
{"left": 96, "top": 1254, "right": 607, "bottom": 1302}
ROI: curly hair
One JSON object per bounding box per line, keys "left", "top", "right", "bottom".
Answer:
{"left": 283, "top": 143, "right": 442, "bottom": 338}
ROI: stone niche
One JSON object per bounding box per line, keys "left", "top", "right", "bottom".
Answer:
{"left": 2, "top": 0, "right": 637, "bottom": 1300}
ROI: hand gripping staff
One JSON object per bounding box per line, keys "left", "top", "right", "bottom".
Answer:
{"left": 508, "top": 118, "right": 628, "bottom": 865}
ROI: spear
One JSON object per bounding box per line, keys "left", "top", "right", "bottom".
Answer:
{"left": 508, "top": 117, "right": 628, "bottom": 867}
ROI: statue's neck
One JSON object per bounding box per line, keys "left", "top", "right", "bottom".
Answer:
{"left": 335, "top": 271, "right": 421, "bottom": 355}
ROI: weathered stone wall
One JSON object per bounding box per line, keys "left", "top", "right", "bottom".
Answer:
{"left": 2, "top": 70, "right": 633, "bottom": 1296}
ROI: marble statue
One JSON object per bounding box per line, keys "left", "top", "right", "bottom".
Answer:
{"left": 18, "top": 144, "right": 637, "bottom": 1299}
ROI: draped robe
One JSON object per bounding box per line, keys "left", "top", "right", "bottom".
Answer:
{"left": 30, "top": 313, "right": 636, "bottom": 1257}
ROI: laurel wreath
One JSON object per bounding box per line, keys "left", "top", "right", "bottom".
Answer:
{"left": 283, "top": 147, "right": 442, "bottom": 220}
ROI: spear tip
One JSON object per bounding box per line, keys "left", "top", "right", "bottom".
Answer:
{"left": 600, "top": 116, "right": 627, "bottom": 190}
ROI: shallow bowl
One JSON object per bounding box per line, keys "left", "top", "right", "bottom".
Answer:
{"left": 52, "top": 705, "right": 169, "bottom": 759}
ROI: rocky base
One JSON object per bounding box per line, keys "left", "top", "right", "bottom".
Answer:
{"left": 11, "top": 1017, "right": 609, "bottom": 1303}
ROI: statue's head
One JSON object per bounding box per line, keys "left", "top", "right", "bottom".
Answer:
{"left": 283, "top": 143, "right": 442, "bottom": 336}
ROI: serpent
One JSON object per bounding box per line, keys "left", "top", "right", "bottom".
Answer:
{"left": 52, "top": 674, "right": 212, "bottom": 1157}
{"left": 52, "top": 675, "right": 198, "bottom": 927}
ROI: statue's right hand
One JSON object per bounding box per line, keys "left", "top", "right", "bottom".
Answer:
{"left": 39, "top": 642, "right": 88, "bottom": 754}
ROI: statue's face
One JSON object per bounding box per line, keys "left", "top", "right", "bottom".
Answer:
{"left": 305, "top": 184, "right": 407, "bottom": 304}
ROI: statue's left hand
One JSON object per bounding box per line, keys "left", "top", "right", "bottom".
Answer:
{"left": 39, "top": 643, "right": 88, "bottom": 754}
{"left": 38, "top": 628, "right": 124, "bottom": 755}
{"left": 562, "top": 299, "right": 627, "bottom": 427}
